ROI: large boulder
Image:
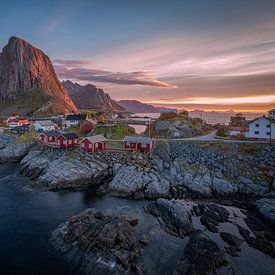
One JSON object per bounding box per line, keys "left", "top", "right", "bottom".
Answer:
{"left": 175, "top": 230, "right": 226, "bottom": 275}
{"left": 0, "top": 141, "right": 32, "bottom": 163}
{"left": 51, "top": 208, "right": 148, "bottom": 273}
{"left": 108, "top": 164, "right": 170, "bottom": 199}
{"left": 146, "top": 199, "right": 194, "bottom": 237}
{"left": 20, "top": 150, "right": 110, "bottom": 190}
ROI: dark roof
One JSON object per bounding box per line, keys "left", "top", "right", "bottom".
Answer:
{"left": 248, "top": 116, "right": 275, "bottom": 125}
{"left": 45, "top": 130, "right": 61, "bottom": 137}
{"left": 60, "top": 133, "right": 79, "bottom": 139}
{"left": 65, "top": 114, "right": 87, "bottom": 121}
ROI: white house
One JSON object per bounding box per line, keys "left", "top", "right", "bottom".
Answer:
{"left": 227, "top": 126, "right": 248, "bottom": 137}
{"left": 245, "top": 116, "right": 275, "bottom": 141}
{"left": 64, "top": 114, "right": 87, "bottom": 128}
{"left": 34, "top": 120, "right": 55, "bottom": 132}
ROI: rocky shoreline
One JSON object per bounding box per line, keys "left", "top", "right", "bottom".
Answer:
{"left": 1, "top": 135, "right": 275, "bottom": 274}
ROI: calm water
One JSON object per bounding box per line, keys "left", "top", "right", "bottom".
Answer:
{"left": 0, "top": 163, "right": 183, "bottom": 275}
{"left": 1, "top": 163, "right": 274, "bottom": 274}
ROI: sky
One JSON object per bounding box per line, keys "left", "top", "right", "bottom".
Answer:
{"left": 0, "top": 0, "right": 275, "bottom": 112}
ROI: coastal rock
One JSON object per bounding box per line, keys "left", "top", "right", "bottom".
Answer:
{"left": 175, "top": 230, "right": 226, "bottom": 274}
{"left": 0, "top": 141, "right": 32, "bottom": 163}
{"left": 255, "top": 198, "right": 275, "bottom": 222}
{"left": 146, "top": 199, "right": 194, "bottom": 237}
{"left": 20, "top": 150, "right": 110, "bottom": 190}
{"left": 192, "top": 203, "right": 230, "bottom": 233}
{"left": 220, "top": 232, "right": 243, "bottom": 247}
{"left": 107, "top": 164, "right": 170, "bottom": 199}
{"left": 51, "top": 208, "right": 148, "bottom": 273}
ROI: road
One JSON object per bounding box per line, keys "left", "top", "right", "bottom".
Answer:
{"left": 157, "top": 131, "right": 217, "bottom": 141}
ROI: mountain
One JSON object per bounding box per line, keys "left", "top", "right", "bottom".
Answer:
{"left": 117, "top": 100, "right": 160, "bottom": 113}
{"left": 63, "top": 80, "right": 124, "bottom": 111}
{"left": 0, "top": 36, "right": 78, "bottom": 115}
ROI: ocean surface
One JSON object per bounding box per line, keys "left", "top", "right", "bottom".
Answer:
{"left": 1, "top": 163, "right": 274, "bottom": 274}
{"left": 130, "top": 112, "right": 262, "bottom": 126}
{"left": 0, "top": 163, "right": 182, "bottom": 275}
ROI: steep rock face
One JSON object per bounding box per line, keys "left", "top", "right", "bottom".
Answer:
{"left": 63, "top": 80, "right": 124, "bottom": 111}
{"left": 0, "top": 36, "right": 78, "bottom": 115}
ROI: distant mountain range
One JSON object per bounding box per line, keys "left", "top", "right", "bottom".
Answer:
{"left": 0, "top": 36, "right": 78, "bottom": 116}
{"left": 117, "top": 100, "right": 161, "bottom": 113}
{"left": 63, "top": 80, "right": 124, "bottom": 111}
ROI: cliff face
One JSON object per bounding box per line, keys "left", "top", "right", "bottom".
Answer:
{"left": 63, "top": 80, "right": 124, "bottom": 111}
{"left": 0, "top": 36, "right": 78, "bottom": 115}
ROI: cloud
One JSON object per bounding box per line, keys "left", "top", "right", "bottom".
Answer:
{"left": 54, "top": 59, "right": 91, "bottom": 67}
{"left": 55, "top": 65, "right": 177, "bottom": 88}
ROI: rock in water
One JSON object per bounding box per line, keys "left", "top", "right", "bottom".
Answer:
{"left": 63, "top": 80, "right": 124, "bottom": 111}
{"left": 0, "top": 141, "right": 32, "bottom": 163}
{"left": 0, "top": 36, "right": 77, "bottom": 115}
{"left": 20, "top": 150, "right": 110, "bottom": 190}
{"left": 146, "top": 199, "right": 194, "bottom": 237}
{"left": 176, "top": 230, "right": 226, "bottom": 275}
{"left": 51, "top": 208, "right": 148, "bottom": 273}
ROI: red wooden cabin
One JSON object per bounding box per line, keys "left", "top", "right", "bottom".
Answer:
{"left": 38, "top": 130, "right": 61, "bottom": 144}
{"left": 56, "top": 133, "right": 79, "bottom": 148}
{"left": 80, "top": 135, "right": 107, "bottom": 152}
{"left": 80, "top": 120, "right": 94, "bottom": 133}
{"left": 123, "top": 136, "right": 155, "bottom": 153}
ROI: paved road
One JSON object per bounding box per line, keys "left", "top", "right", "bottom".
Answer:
{"left": 157, "top": 131, "right": 217, "bottom": 141}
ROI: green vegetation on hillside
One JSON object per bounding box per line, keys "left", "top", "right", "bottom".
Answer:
{"left": 93, "top": 123, "right": 135, "bottom": 139}
{"left": 0, "top": 89, "right": 51, "bottom": 116}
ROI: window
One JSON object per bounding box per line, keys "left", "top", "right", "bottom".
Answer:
{"left": 89, "top": 143, "right": 92, "bottom": 149}
{"left": 68, "top": 140, "right": 72, "bottom": 145}
{"left": 266, "top": 132, "right": 271, "bottom": 136}
{"left": 255, "top": 124, "right": 259, "bottom": 127}
{"left": 81, "top": 143, "right": 84, "bottom": 148}
{"left": 267, "top": 124, "right": 271, "bottom": 128}
{"left": 254, "top": 131, "right": 259, "bottom": 135}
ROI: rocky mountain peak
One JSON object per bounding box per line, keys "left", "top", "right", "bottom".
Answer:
{"left": 0, "top": 36, "right": 78, "bottom": 115}
{"left": 63, "top": 80, "right": 124, "bottom": 111}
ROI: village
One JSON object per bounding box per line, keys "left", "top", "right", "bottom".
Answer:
{"left": 0, "top": 111, "right": 156, "bottom": 155}
{"left": 220, "top": 109, "right": 275, "bottom": 141}
{"left": 0, "top": 108, "right": 274, "bottom": 157}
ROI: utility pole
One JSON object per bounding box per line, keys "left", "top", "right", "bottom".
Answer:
{"left": 148, "top": 119, "right": 151, "bottom": 137}
{"left": 270, "top": 120, "right": 272, "bottom": 149}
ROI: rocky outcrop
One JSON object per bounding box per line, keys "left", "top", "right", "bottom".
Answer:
{"left": 152, "top": 115, "right": 211, "bottom": 138}
{"left": 51, "top": 208, "right": 148, "bottom": 273}
{"left": 0, "top": 36, "right": 77, "bottom": 115}
{"left": 175, "top": 230, "right": 226, "bottom": 275}
{"left": 107, "top": 163, "right": 171, "bottom": 199}
{"left": 20, "top": 150, "right": 110, "bottom": 190}
{"left": 192, "top": 203, "right": 230, "bottom": 233}
{"left": 63, "top": 80, "right": 124, "bottom": 111}
{"left": 255, "top": 198, "right": 275, "bottom": 222}
{"left": 146, "top": 199, "right": 194, "bottom": 237}
{"left": 0, "top": 141, "right": 32, "bottom": 163}
{"left": 152, "top": 142, "right": 274, "bottom": 198}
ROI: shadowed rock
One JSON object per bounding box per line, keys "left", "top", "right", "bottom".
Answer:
{"left": 146, "top": 199, "right": 194, "bottom": 237}
{"left": 51, "top": 208, "right": 148, "bottom": 273}
{"left": 176, "top": 230, "right": 226, "bottom": 275}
